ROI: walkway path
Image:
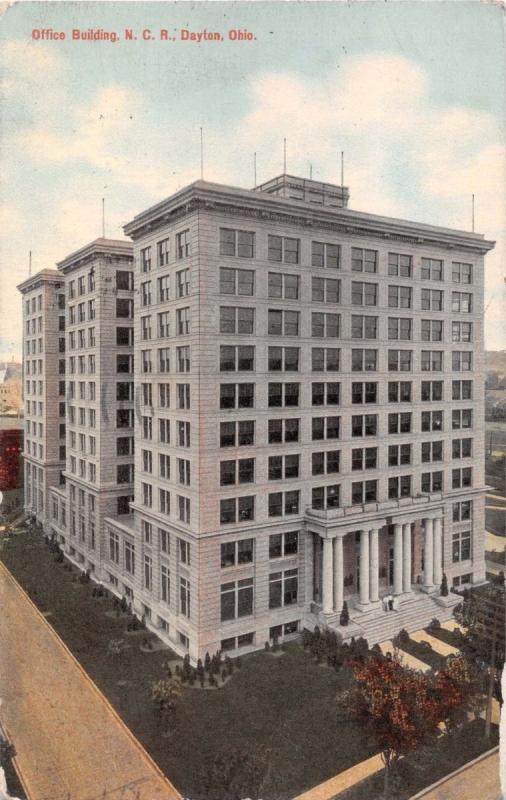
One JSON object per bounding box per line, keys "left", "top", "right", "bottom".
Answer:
{"left": 409, "top": 630, "right": 460, "bottom": 657}
{"left": 292, "top": 753, "right": 385, "bottom": 800}
{"left": 0, "top": 562, "right": 181, "bottom": 800}
{"left": 378, "top": 640, "right": 432, "bottom": 673}
{"left": 409, "top": 747, "right": 502, "bottom": 800}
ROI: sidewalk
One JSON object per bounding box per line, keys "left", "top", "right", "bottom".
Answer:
{"left": 0, "top": 561, "right": 181, "bottom": 800}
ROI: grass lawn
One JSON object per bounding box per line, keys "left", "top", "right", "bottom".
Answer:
{"left": 1, "top": 531, "right": 377, "bottom": 799}
{"left": 336, "top": 719, "right": 499, "bottom": 800}
{"left": 394, "top": 635, "right": 447, "bottom": 672}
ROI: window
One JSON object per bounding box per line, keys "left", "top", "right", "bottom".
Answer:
{"left": 116, "top": 270, "right": 133, "bottom": 290}
{"left": 388, "top": 318, "right": 412, "bottom": 340}
{"left": 141, "top": 382, "right": 153, "bottom": 406}
{"left": 220, "top": 578, "right": 254, "bottom": 621}
{"left": 140, "top": 316, "right": 152, "bottom": 341}
{"left": 312, "top": 382, "right": 340, "bottom": 406}
{"left": 452, "top": 352, "right": 472, "bottom": 372}
{"left": 268, "top": 490, "right": 300, "bottom": 517}
{"left": 352, "top": 281, "right": 378, "bottom": 306}
{"left": 452, "top": 262, "right": 473, "bottom": 284}
{"left": 312, "top": 450, "right": 340, "bottom": 476}
{"left": 268, "top": 346, "right": 299, "bottom": 372}
{"left": 219, "top": 307, "right": 255, "bottom": 335}
{"left": 453, "top": 500, "right": 472, "bottom": 522}
{"left": 421, "top": 351, "right": 443, "bottom": 371}
{"left": 268, "top": 454, "right": 300, "bottom": 480}
{"left": 176, "top": 346, "right": 190, "bottom": 373}
{"left": 220, "top": 228, "right": 255, "bottom": 258}
{"left": 125, "top": 541, "right": 135, "bottom": 574}
{"left": 159, "top": 383, "right": 170, "bottom": 408}
{"left": 352, "top": 349, "right": 377, "bottom": 372}
{"left": 352, "top": 414, "right": 378, "bottom": 437}
{"left": 421, "top": 441, "right": 444, "bottom": 463}
{"left": 312, "top": 348, "right": 340, "bottom": 372}
{"left": 421, "top": 471, "right": 444, "bottom": 493}
{"left": 178, "top": 495, "right": 191, "bottom": 523}
{"left": 269, "top": 569, "right": 298, "bottom": 608}
{"left": 452, "top": 380, "right": 472, "bottom": 401}
{"left": 157, "top": 238, "right": 169, "bottom": 267}
{"left": 452, "top": 409, "right": 472, "bottom": 430}
{"left": 312, "top": 277, "right": 340, "bottom": 303}
{"left": 312, "top": 313, "right": 340, "bottom": 338}
{"left": 117, "top": 326, "right": 133, "bottom": 346}
{"left": 352, "top": 248, "right": 377, "bottom": 273}
{"left": 452, "top": 438, "right": 472, "bottom": 459}
{"left": 388, "top": 412, "right": 411, "bottom": 434}
{"left": 141, "top": 281, "right": 152, "bottom": 307}
{"left": 421, "top": 410, "right": 443, "bottom": 432}
{"left": 160, "top": 564, "right": 170, "bottom": 605}
{"left": 158, "top": 275, "right": 170, "bottom": 303}
{"left": 268, "top": 235, "right": 299, "bottom": 264}
{"left": 312, "top": 484, "right": 340, "bottom": 510}
{"left": 452, "top": 530, "right": 471, "bottom": 563}
{"left": 157, "top": 348, "right": 170, "bottom": 373}
{"left": 180, "top": 577, "right": 190, "bottom": 617}
{"left": 117, "top": 464, "right": 133, "bottom": 484}
{"left": 352, "top": 315, "right": 378, "bottom": 339}
{"left": 176, "top": 383, "right": 190, "bottom": 409}
{"left": 116, "top": 409, "right": 133, "bottom": 429}
{"left": 452, "top": 467, "right": 472, "bottom": 489}
{"left": 388, "top": 475, "right": 412, "bottom": 499}
{"left": 176, "top": 307, "right": 191, "bottom": 335}
{"left": 352, "top": 382, "right": 377, "bottom": 404}
{"left": 144, "top": 554, "right": 152, "bottom": 591}
{"left": 311, "top": 241, "right": 340, "bottom": 269}
{"left": 351, "top": 447, "right": 377, "bottom": 470}
{"left": 421, "top": 258, "right": 443, "bottom": 281}
{"left": 176, "top": 229, "right": 191, "bottom": 259}
{"left": 312, "top": 416, "right": 340, "bottom": 440}
{"left": 109, "top": 531, "right": 120, "bottom": 564}
{"left": 177, "top": 420, "right": 191, "bottom": 447}
{"left": 179, "top": 538, "right": 190, "bottom": 565}
{"left": 141, "top": 449, "right": 153, "bottom": 474}
{"left": 220, "top": 538, "right": 254, "bottom": 567}
{"left": 220, "top": 345, "right": 255, "bottom": 372}
{"left": 268, "top": 272, "right": 300, "bottom": 299}
{"left": 177, "top": 458, "right": 191, "bottom": 486}
{"left": 220, "top": 458, "right": 255, "bottom": 485}
{"left": 388, "top": 443, "right": 411, "bottom": 467}
{"left": 158, "top": 312, "right": 170, "bottom": 338}
{"left": 220, "top": 420, "right": 255, "bottom": 447}
{"left": 388, "top": 253, "right": 412, "bottom": 277}
{"left": 219, "top": 267, "right": 254, "bottom": 296}
{"left": 452, "top": 322, "right": 472, "bottom": 343}
{"left": 159, "top": 418, "right": 169, "bottom": 443}
{"left": 388, "top": 350, "right": 412, "bottom": 372}
{"left": 421, "top": 289, "right": 443, "bottom": 311}
{"left": 388, "top": 285, "right": 412, "bottom": 309}
{"left": 141, "top": 350, "right": 152, "bottom": 374}
{"left": 220, "top": 383, "right": 254, "bottom": 409}
{"left": 220, "top": 496, "right": 255, "bottom": 524}
{"left": 159, "top": 528, "right": 170, "bottom": 554}
{"left": 351, "top": 480, "right": 377, "bottom": 504}
{"left": 421, "top": 381, "right": 443, "bottom": 402}
{"left": 159, "top": 453, "right": 170, "bottom": 479}
{"left": 421, "top": 320, "right": 443, "bottom": 342}
{"left": 117, "top": 354, "right": 133, "bottom": 374}
{"left": 117, "top": 437, "right": 133, "bottom": 456}
{"left": 268, "top": 418, "right": 299, "bottom": 444}
{"left": 268, "top": 309, "right": 299, "bottom": 336}
{"left": 268, "top": 382, "right": 299, "bottom": 407}
{"left": 176, "top": 269, "right": 190, "bottom": 298}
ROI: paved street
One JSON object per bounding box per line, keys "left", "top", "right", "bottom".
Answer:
{"left": 412, "top": 748, "right": 502, "bottom": 800}
{"left": 0, "top": 562, "right": 181, "bottom": 800}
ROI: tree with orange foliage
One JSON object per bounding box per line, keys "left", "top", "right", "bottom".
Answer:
{"left": 343, "top": 654, "right": 478, "bottom": 798}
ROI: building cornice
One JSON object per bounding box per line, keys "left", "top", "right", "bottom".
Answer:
{"left": 57, "top": 238, "right": 134, "bottom": 274}
{"left": 123, "top": 180, "right": 495, "bottom": 254}
{"left": 17, "top": 269, "right": 63, "bottom": 294}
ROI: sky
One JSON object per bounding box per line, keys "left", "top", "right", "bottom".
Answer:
{"left": 1, "top": 0, "right": 505, "bottom": 359}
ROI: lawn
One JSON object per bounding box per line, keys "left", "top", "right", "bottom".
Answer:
{"left": 336, "top": 719, "right": 499, "bottom": 800}
{"left": 1, "top": 530, "right": 377, "bottom": 799}
{"left": 424, "top": 624, "right": 463, "bottom": 650}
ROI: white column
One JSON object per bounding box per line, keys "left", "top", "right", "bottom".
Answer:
{"left": 393, "top": 523, "right": 404, "bottom": 595}
{"left": 334, "top": 535, "right": 344, "bottom": 615}
{"left": 433, "top": 517, "right": 443, "bottom": 589}
{"left": 322, "top": 537, "right": 334, "bottom": 614}
{"left": 359, "top": 529, "right": 370, "bottom": 605}
{"left": 402, "top": 523, "right": 412, "bottom": 594}
{"left": 424, "top": 518, "right": 434, "bottom": 590}
{"left": 369, "top": 528, "right": 379, "bottom": 603}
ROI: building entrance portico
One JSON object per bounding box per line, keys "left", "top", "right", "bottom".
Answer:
{"left": 310, "top": 512, "right": 444, "bottom": 623}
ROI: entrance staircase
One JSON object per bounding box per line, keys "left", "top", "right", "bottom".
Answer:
{"left": 335, "top": 592, "right": 458, "bottom": 647}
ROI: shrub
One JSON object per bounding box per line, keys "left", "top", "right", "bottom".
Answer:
{"left": 272, "top": 633, "right": 280, "bottom": 652}
{"left": 429, "top": 617, "right": 441, "bottom": 630}
{"left": 264, "top": 641, "right": 270, "bottom": 652}
{"left": 120, "top": 596, "right": 128, "bottom": 613}
{"left": 340, "top": 601, "right": 350, "bottom": 626}
{"left": 225, "top": 656, "right": 233, "bottom": 675}
{"left": 236, "top": 657, "right": 242, "bottom": 669}
{"left": 301, "top": 628, "right": 312, "bottom": 650}
{"left": 199, "top": 675, "right": 205, "bottom": 688}
{"left": 393, "top": 628, "right": 410, "bottom": 649}
{"left": 221, "top": 669, "right": 227, "bottom": 682}
{"left": 440, "top": 573, "right": 449, "bottom": 597}
{"left": 204, "top": 652, "right": 211, "bottom": 673}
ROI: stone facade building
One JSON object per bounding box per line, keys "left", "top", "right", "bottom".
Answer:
{"left": 20, "top": 175, "right": 494, "bottom": 663}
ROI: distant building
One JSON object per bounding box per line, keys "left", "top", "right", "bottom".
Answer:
{"left": 0, "top": 359, "right": 22, "bottom": 415}
{"left": 19, "top": 174, "right": 495, "bottom": 663}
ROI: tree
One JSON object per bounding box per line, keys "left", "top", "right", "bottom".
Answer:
{"left": 151, "top": 676, "right": 182, "bottom": 734}
{"left": 440, "top": 572, "right": 448, "bottom": 597}
{"left": 454, "top": 583, "right": 505, "bottom": 736}
{"left": 340, "top": 600, "right": 349, "bottom": 626}
{"left": 345, "top": 657, "right": 447, "bottom": 798}
{"left": 434, "top": 654, "right": 485, "bottom": 731}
